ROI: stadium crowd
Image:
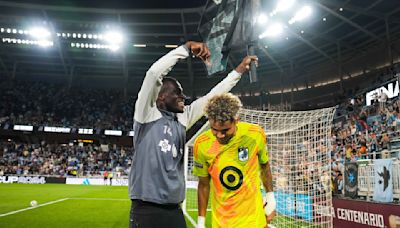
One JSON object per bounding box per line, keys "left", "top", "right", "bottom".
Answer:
{"left": 0, "top": 79, "right": 135, "bottom": 131}
{"left": 331, "top": 90, "right": 400, "bottom": 194}
{"left": 0, "top": 140, "right": 133, "bottom": 177}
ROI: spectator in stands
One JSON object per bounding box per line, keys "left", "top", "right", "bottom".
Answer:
{"left": 350, "top": 151, "right": 358, "bottom": 162}
{"left": 103, "top": 170, "right": 108, "bottom": 185}
{"left": 0, "top": 80, "right": 135, "bottom": 131}
{"left": 345, "top": 144, "right": 353, "bottom": 161}
{"left": 358, "top": 140, "right": 367, "bottom": 159}
{"left": 334, "top": 172, "right": 343, "bottom": 195}
{"left": 381, "top": 149, "right": 391, "bottom": 159}
{"left": 193, "top": 93, "right": 276, "bottom": 228}
{"left": 379, "top": 90, "right": 388, "bottom": 111}
{"left": 380, "top": 133, "right": 391, "bottom": 152}
{"left": 128, "top": 41, "right": 258, "bottom": 228}
{"left": 108, "top": 170, "right": 113, "bottom": 186}
{"left": 369, "top": 132, "right": 378, "bottom": 153}
{"left": 332, "top": 158, "right": 344, "bottom": 174}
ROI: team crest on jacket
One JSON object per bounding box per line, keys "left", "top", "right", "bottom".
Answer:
{"left": 238, "top": 147, "right": 249, "bottom": 162}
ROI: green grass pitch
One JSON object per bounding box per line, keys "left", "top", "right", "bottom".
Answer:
{"left": 0, "top": 184, "right": 203, "bottom": 228}
{"left": 0, "top": 184, "right": 312, "bottom": 228}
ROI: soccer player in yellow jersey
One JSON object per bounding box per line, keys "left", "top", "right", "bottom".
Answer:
{"left": 193, "top": 93, "right": 276, "bottom": 228}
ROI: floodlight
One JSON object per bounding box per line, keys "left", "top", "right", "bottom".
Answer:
{"left": 259, "top": 23, "right": 284, "bottom": 39}
{"left": 109, "top": 44, "right": 120, "bottom": 51}
{"left": 28, "top": 27, "right": 51, "bottom": 39}
{"left": 104, "top": 130, "right": 122, "bottom": 136}
{"left": 271, "top": 0, "right": 296, "bottom": 16}
{"left": 257, "top": 13, "right": 269, "bottom": 25}
{"left": 288, "top": 5, "right": 312, "bottom": 24}
{"left": 322, "top": 17, "right": 327, "bottom": 21}
{"left": 133, "top": 44, "right": 146, "bottom": 47}
{"left": 37, "top": 40, "right": 53, "bottom": 47}
{"left": 165, "top": 44, "right": 178, "bottom": 48}
{"left": 78, "top": 128, "right": 93, "bottom": 135}
{"left": 104, "top": 31, "right": 123, "bottom": 44}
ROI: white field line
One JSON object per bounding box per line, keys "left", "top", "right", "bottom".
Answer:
{"left": 186, "top": 209, "right": 211, "bottom": 212}
{"left": 0, "top": 198, "right": 69, "bottom": 217}
{"left": 69, "top": 197, "right": 129, "bottom": 201}
{"left": 183, "top": 210, "right": 197, "bottom": 227}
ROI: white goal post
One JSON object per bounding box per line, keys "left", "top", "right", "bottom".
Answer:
{"left": 184, "top": 107, "right": 336, "bottom": 228}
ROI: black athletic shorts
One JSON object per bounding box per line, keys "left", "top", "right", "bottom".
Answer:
{"left": 129, "top": 200, "right": 186, "bottom": 228}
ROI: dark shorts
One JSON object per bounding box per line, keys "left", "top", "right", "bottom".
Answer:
{"left": 129, "top": 200, "right": 186, "bottom": 228}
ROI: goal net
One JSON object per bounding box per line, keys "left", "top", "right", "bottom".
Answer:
{"left": 183, "top": 107, "right": 336, "bottom": 228}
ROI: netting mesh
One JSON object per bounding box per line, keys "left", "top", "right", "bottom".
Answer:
{"left": 184, "top": 107, "right": 336, "bottom": 228}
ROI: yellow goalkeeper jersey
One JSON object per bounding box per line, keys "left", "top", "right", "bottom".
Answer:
{"left": 193, "top": 121, "right": 269, "bottom": 228}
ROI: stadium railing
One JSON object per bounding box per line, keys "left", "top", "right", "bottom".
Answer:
{"left": 357, "top": 159, "right": 400, "bottom": 200}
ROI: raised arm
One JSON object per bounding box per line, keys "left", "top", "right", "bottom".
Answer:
{"left": 179, "top": 55, "right": 258, "bottom": 129}
{"left": 134, "top": 41, "right": 210, "bottom": 123}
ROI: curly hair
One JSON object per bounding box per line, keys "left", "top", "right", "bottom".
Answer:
{"left": 205, "top": 93, "right": 242, "bottom": 122}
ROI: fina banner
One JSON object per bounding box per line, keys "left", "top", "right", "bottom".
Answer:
{"left": 344, "top": 162, "right": 358, "bottom": 198}
{"left": 373, "top": 159, "right": 393, "bottom": 202}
